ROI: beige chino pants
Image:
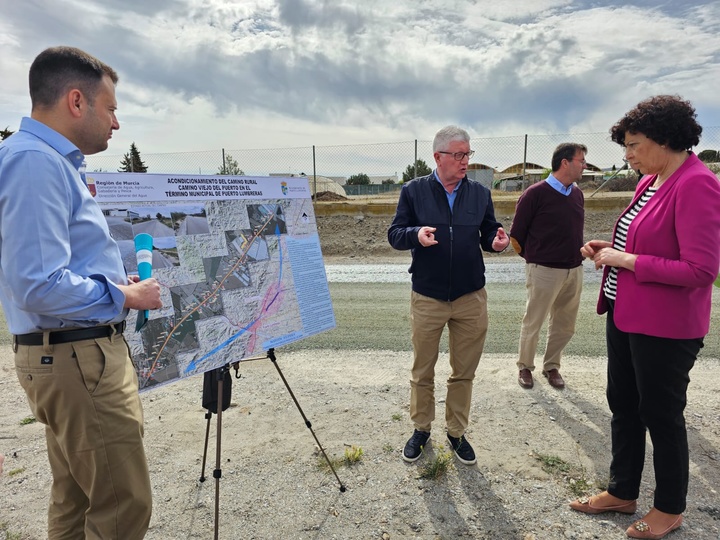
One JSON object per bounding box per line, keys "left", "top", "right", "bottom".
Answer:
{"left": 15, "top": 331, "right": 151, "bottom": 540}
{"left": 517, "top": 264, "right": 583, "bottom": 372}
{"left": 410, "top": 289, "right": 488, "bottom": 437}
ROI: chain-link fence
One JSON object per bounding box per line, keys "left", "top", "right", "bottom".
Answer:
{"left": 86, "top": 127, "right": 720, "bottom": 196}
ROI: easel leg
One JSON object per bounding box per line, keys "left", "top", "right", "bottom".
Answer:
{"left": 199, "top": 411, "right": 212, "bottom": 482}
{"left": 213, "top": 367, "right": 225, "bottom": 540}
{"left": 266, "top": 348, "right": 346, "bottom": 492}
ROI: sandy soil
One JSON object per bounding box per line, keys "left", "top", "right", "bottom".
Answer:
{"left": 2, "top": 351, "right": 720, "bottom": 540}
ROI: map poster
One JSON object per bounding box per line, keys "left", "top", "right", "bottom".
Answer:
{"left": 90, "top": 172, "right": 335, "bottom": 392}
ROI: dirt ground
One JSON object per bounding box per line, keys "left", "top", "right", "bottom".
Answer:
{"left": 315, "top": 205, "right": 619, "bottom": 261}
{"left": 2, "top": 198, "right": 719, "bottom": 539}
{"left": 2, "top": 352, "right": 719, "bottom": 540}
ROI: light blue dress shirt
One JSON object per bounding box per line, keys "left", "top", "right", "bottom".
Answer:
{"left": 0, "top": 117, "right": 127, "bottom": 334}
{"left": 433, "top": 170, "right": 462, "bottom": 212}
{"left": 546, "top": 173, "right": 574, "bottom": 196}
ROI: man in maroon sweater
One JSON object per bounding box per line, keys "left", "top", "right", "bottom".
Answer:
{"left": 510, "top": 143, "right": 587, "bottom": 389}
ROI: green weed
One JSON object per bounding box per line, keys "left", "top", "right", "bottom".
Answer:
{"left": 20, "top": 416, "right": 36, "bottom": 425}
{"left": 343, "top": 445, "right": 364, "bottom": 465}
{"left": 318, "top": 445, "right": 364, "bottom": 470}
{"left": 418, "top": 447, "right": 453, "bottom": 480}
{"left": 0, "top": 520, "right": 23, "bottom": 540}
{"left": 533, "top": 450, "right": 598, "bottom": 497}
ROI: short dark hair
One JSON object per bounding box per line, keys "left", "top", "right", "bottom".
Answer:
{"left": 551, "top": 142, "right": 587, "bottom": 172}
{"left": 610, "top": 95, "right": 702, "bottom": 151}
{"left": 29, "top": 46, "right": 118, "bottom": 109}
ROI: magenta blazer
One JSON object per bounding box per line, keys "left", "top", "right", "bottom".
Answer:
{"left": 598, "top": 153, "right": 720, "bottom": 339}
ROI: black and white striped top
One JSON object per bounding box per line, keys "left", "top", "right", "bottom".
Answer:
{"left": 603, "top": 185, "right": 658, "bottom": 300}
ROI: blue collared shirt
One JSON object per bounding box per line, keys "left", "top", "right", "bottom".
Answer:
{"left": 545, "top": 173, "right": 574, "bottom": 196}
{"left": 433, "top": 170, "right": 462, "bottom": 212}
{"left": 0, "top": 117, "right": 127, "bottom": 334}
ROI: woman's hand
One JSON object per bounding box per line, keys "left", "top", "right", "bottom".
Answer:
{"left": 592, "top": 247, "right": 638, "bottom": 271}
{"left": 580, "top": 240, "right": 612, "bottom": 260}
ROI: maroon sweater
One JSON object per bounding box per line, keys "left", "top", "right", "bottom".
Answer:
{"left": 509, "top": 181, "right": 584, "bottom": 268}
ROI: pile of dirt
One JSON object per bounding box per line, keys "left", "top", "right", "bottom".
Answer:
{"left": 314, "top": 191, "right": 348, "bottom": 202}
{"left": 315, "top": 209, "right": 621, "bottom": 260}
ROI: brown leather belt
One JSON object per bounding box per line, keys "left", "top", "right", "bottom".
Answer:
{"left": 13, "top": 321, "right": 126, "bottom": 346}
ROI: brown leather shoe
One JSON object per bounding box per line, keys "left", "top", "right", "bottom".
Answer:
{"left": 518, "top": 369, "right": 533, "bottom": 388}
{"left": 543, "top": 369, "right": 565, "bottom": 388}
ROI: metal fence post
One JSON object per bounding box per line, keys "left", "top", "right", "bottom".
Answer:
{"left": 312, "top": 145, "right": 317, "bottom": 198}
{"left": 414, "top": 139, "right": 418, "bottom": 180}
{"left": 522, "top": 134, "right": 528, "bottom": 189}
{"left": 221, "top": 148, "right": 225, "bottom": 174}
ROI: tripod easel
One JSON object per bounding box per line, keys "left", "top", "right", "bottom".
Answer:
{"left": 198, "top": 348, "right": 346, "bottom": 540}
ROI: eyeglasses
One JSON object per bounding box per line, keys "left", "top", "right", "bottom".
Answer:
{"left": 438, "top": 150, "right": 475, "bottom": 161}
{"left": 569, "top": 158, "right": 587, "bottom": 165}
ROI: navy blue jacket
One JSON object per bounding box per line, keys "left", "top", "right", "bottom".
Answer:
{"left": 387, "top": 173, "right": 503, "bottom": 301}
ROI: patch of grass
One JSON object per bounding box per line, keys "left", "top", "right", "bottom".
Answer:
{"left": 391, "top": 413, "right": 402, "bottom": 421}
{"left": 343, "top": 445, "right": 364, "bottom": 465}
{"left": 536, "top": 453, "right": 571, "bottom": 474}
{"left": 418, "top": 447, "right": 453, "bottom": 480}
{"left": 20, "top": 416, "right": 36, "bottom": 425}
{"left": 382, "top": 443, "right": 394, "bottom": 453}
{"left": 318, "top": 455, "right": 344, "bottom": 471}
{"left": 318, "top": 445, "right": 364, "bottom": 471}
{"left": 0, "top": 521, "right": 22, "bottom": 540}
{"left": 8, "top": 467, "right": 26, "bottom": 476}
{"left": 533, "top": 450, "right": 598, "bottom": 498}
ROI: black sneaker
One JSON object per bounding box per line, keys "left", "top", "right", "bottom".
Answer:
{"left": 447, "top": 433, "right": 477, "bottom": 465}
{"left": 402, "top": 429, "right": 431, "bottom": 462}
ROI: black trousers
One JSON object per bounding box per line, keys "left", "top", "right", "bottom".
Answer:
{"left": 605, "top": 301, "right": 703, "bottom": 514}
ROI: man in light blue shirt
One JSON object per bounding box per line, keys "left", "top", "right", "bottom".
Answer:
{"left": 0, "top": 46, "right": 161, "bottom": 539}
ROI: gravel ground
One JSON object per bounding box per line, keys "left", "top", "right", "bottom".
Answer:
{"left": 2, "top": 351, "right": 720, "bottom": 540}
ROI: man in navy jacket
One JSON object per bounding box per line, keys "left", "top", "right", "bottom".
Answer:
{"left": 388, "top": 125, "right": 509, "bottom": 465}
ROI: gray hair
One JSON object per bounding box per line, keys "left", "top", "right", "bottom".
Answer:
{"left": 433, "top": 125, "right": 470, "bottom": 152}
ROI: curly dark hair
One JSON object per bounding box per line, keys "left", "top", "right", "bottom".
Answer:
{"left": 610, "top": 95, "right": 702, "bottom": 151}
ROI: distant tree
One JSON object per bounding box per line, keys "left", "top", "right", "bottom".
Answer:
{"left": 156, "top": 213, "right": 163, "bottom": 220}
{"left": 1, "top": 127, "right": 14, "bottom": 141}
{"left": 698, "top": 149, "right": 719, "bottom": 163}
{"left": 381, "top": 178, "right": 396, "bottom": 185}
{"left": 118, "top": 142, "right": 148, "bottom": 172}
{"left": 347, "top": 173, "right": 370, "bottom": 185}
{"left": 218, "top": 153, "right": 244, "bottom": 175}
{"left": 402, "top": 159, "right": 432, "bottom": 183}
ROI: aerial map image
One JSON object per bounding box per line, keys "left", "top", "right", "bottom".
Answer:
{"left": 92, "top": 173, "right": 335, "bottom": 391}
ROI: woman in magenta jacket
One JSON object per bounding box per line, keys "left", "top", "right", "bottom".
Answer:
{"left": 570, "top": 95, "right": 720, "bottom": 539}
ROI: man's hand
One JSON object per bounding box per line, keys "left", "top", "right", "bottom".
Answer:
{"left": 492, "top": 227, "right": 510, "bottom": 251}
{"left": 418, "top": 226, "right": 438, "bottom": 247}
{"left": 118, "top": 278, "right": 162, "bottom": 310}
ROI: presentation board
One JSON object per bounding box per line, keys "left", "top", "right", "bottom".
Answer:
{"left": 91, "top": 172, "right": 335, "bottom": 391}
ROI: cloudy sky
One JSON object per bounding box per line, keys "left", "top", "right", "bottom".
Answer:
{"left": 2, "top": 0, "right": 720, "bottom": 165}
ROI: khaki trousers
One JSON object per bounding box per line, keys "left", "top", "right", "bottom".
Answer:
{"left": 517, "top": 264, "right": 583, "bottom": 372}
{"left": 410, "top": 289, "right": 488, "bottom": 437}
{"left": 14, "top": 331, "right": 151, "bottom": 540}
